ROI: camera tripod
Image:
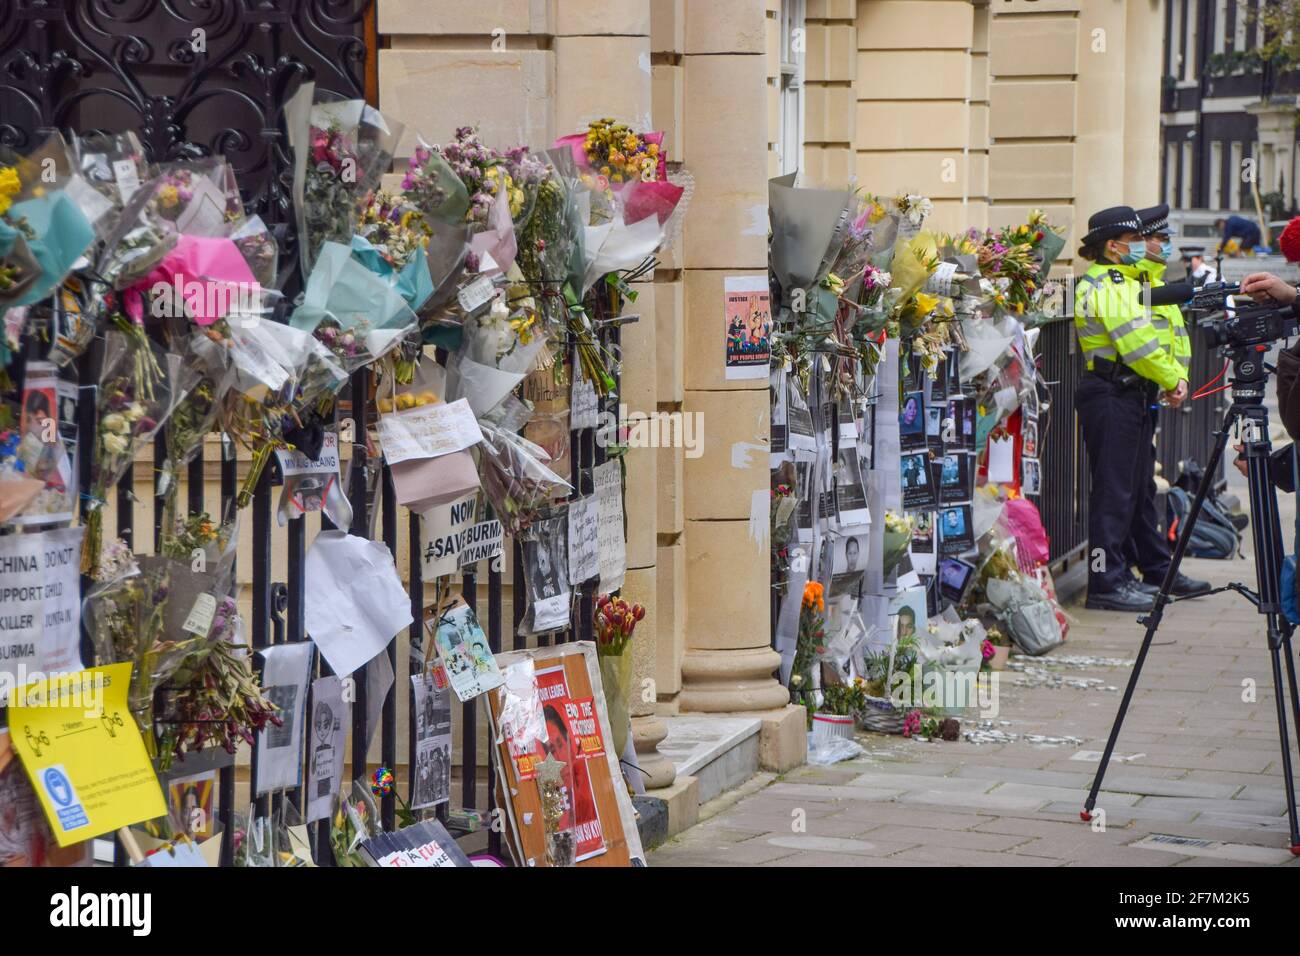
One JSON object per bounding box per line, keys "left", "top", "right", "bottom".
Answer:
{"left": 1080, "top": 348, "right": 1300, "bottom": 853}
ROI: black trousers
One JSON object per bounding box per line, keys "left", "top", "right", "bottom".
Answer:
{"left": 1075, "top": 372, "right": 1171, "bottom": 592}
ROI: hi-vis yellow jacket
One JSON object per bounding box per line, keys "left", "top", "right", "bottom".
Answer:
{"left": 1136, "top": 258, "right": 1192, "bottom": 377}
{"left": 1073, "top": 261, "right": 1186, "bottom": 392}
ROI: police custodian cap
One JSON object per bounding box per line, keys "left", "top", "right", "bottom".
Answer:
{"left": 1136, "top": 203, "right": 1171, "bottom": 236}
{"left": 1083, "top": 205, "right": 1143, "bottom": 246}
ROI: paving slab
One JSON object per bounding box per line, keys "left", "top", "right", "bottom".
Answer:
{"left": 646, "top": 491, "right": 1300, "bottom": 867}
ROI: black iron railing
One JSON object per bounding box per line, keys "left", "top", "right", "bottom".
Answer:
{"left": 1039, "top": 301, "right": 1228, "bottom": 573}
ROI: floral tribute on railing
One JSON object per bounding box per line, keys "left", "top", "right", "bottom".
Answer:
{"left": 0, "top": 84, "right": 688, "bottom": 868}
{"left": 768, "top": 184, "right": 1069, "bottom": 757}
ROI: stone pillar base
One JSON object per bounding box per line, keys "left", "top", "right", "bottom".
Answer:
{"left": 679, "top": 646, "right": 789, "bottom": 713}
{"left": 631, "top": 714, "right": 676, "bottom": 790}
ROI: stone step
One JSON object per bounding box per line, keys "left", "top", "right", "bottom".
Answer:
{"left": 655, "top": 714, "right": 763, "bottom": 805}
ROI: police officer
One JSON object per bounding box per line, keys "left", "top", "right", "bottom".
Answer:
{"left": 1135, "top": 204, "right": 1192, "bottom": 387}
{"left": 1181, "top": 245, "right": 1219, "bottom": 287}
{"left": 1075, "top": 206, "right": 1210, "bottom": 611}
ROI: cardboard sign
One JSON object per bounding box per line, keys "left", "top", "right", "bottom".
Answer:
{"left": 567, "top": 496, "right": 600, "bottom": 586}
{"left": 458, "top": 520, "right": 503, "bottom": 569}
{"left": 419, "top": 493, "right": 478, "bottom": 579}
{"left": 0, "top": 526, "right": 85, "bottom": 700}
{"left": 594, "top": 461, "right": 626, "bottom": 593}
{"left": 9, "top": 663, "right": 166, "bottom": 846}
{"left": 377, "top": 398, "right": 483, "bottom": 465}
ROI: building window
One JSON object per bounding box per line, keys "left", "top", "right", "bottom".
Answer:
{"left": 1184, "top": 0, "right": 1199, "bottom": 82}
{"left": 1210, "top": 141, "right": 1223, "bottom": 208}
{"left": 1181, "top": 141, "right": 1194, "bottom": 208}
{"left": 778, "top": 0, "right": 805, "bottom": 178}
{"left": 1166, "top": 143, "right": 1179, "bottom": 206}
{"left": 1214, "top": 0, "right": 1227, "bottom": 55}
{"left": 1230, "top": 141, "right": 1244, "bottom": 209}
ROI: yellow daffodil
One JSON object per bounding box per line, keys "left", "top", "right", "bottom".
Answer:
{"left": 914, "top": 292, "right": 940, "bottom": 315}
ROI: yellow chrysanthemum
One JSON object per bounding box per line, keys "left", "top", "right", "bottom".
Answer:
{"left": 0, "top": 166, "right": 20, "bottom": 198}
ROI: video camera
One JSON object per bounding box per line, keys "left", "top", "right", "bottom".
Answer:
{"left": 1173, "top": 281, "right": 1300, "bottom": 351}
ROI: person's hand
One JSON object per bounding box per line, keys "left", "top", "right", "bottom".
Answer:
{"left": 1240, "top": 272, "right": 1298, "bottom": 305}
{"left": 1233, "top": 443, "right": 1248, "bottom": 477}
{"left": 1163, "top": 380, "right": 1188, "bottom": 408}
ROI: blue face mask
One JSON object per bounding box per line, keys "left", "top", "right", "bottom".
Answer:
{"left": 1118, "top": 241, "right": 1145, "bottom": 265}
{"left": 1159, "top": 240, "right": 1174, "bottom": 260}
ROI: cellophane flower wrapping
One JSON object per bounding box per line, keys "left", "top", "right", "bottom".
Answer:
{"left": 516, "top": 153, "right": 582, "bottom": 331}
{"left": 83, "top": 551, "right": 233, "bottom": 759}
{"left": 287, "top": 83, "right": 404, "bottom": 276}
{"left": 226, "top": 214, "right": 279, "bottom": 289}
{"left": 290, "top": 240, "right": 420, "bottom": 375}
{"left": 477, "top": 418, "right": 572, "bottom": 535}
{"left": 82, "top": 321, "right": 190, "bottom": 570}
{"left": 70, "top": 130, "right": 153, "bottom": 241}
{"left": 158, "top": 329, "right": 235, "bottom": 500}
{"left": 0, "top": 133, "right": 99, "bottom": 308}
{"left": 95, "top": 175, "right": 180, "bottom": 290}
{"left": 445, "top": 286, "right": 549, "bottom": 416}
{"left": 148, "top": 159, "right": 242, "bottom": 237}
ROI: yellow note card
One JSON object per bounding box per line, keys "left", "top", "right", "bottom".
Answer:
{"left": 9, "top": 663, "right": 166, "bottom": 847}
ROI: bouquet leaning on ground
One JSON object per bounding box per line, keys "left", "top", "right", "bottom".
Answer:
{"left": 594, "top": 594, "right": 646, "bottom": 759}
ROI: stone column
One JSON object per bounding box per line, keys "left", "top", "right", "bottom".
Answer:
{"left": 677, "top": 1, "right": 790, "bottom": 723}
{"left": 550, "top": 0, "right": 676, "bottom": 791}
{"left": 1248, "top": 99, "right": 1300, "bottom": 213}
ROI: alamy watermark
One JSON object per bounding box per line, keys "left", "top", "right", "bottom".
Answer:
{"left": 148, "top": 273, "right": 265, "bottom": 327}
{"left": 596, "top": 405, "right": 705, "bottom": 459}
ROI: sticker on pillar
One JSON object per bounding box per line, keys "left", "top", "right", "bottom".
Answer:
{"left": 724, "top": 275, "right": 770, "bottom": 380}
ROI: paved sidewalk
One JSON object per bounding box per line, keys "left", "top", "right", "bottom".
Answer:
{"left": 651, "top": 494, "right": 1300, "bottom": 867}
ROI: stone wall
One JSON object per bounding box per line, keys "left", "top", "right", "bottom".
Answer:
{"left": 814, "top": 0, "right": 1167, "bottom": 272}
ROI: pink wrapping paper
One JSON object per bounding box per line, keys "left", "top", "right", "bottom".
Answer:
{"left": 125, "top": 235, "right": 259, "bottom": 325}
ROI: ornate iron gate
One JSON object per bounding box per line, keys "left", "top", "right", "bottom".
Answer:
{"left": 1, "top": 0, "right": 611, "bottom": 866}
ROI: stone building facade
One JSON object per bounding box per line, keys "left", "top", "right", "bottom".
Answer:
{"left": 783, "top": 0, "right": 1164, "bottom": 273}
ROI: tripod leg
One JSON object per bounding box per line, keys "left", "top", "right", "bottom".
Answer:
{"left": 1240, "top": 412, "right": 1300, "bottom": 851}
{"left": 1280, "top": 631, "right": 1300, "bottom": 852}
{"left": 1267, "top": 642, "right": 1300, "bottom": 852}
{"left": 1081, "top": 404, "right": 1238, "bottom": 820}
